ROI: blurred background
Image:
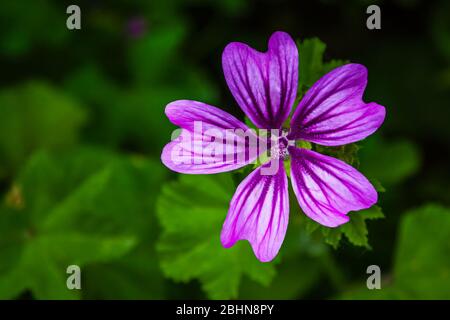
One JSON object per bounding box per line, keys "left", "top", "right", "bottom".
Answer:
{"left": 0, "top": 0, "right": 449, "bottom": 299}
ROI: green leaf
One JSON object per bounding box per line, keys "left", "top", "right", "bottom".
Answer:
{"left": 33, "top": 234, "right": 136, "bottom": 266}
{"left": 244, "top": 116, "right": 257, "bottom": 130}
{"left": 297, "top": 38, "right": 348, "bottom": 94}
{"left": 0, "top": 148, "right": 165, "bottom": 299}
{"left": 0, "top": 82, "right": 86, "bottom": 179}
{"left": 370, "top": 178, "right": 386, "bottom": 193}
{"left": 81, "top": 156, "right": 168, "bottom": 299}
{"left": 128, "top": 24, "right": 186, "bottom": 84}
{"left": 340, "top": 204, "right": 450, "bottom": 299}
{"left": 359, "top": 137, "right": 421, "bottom": 185}
{"left": 64, "top": 62, "right": 218, "bottom": 154}
{"left": 0, "top": 1, "right": 68, "bottom": 55}
{"left": 302, "top": 206, "right": 384, "bottom": 249}
{"left": 156, "top": 174, "right": 276, "bottom": 299}
{"left": 340, "top": 206, "right": 384, "bottom": 248}
{"left": 82, "top": 243, "right": 166, "bottom": 299}
{"left": 239, "top": 254, "right": 321, "bottom": 299}
{"left": 0, "top": 233, "right": 135, "bottom": 300}
{"left": 297, "top": 38, "right": 326, "bottom": 90}
{"left": 314, "top": 143, "right": 360, "bottom": 166}
{"left": 322, "top": 228, "right": 343, "bottom": 248}
{"left": 394, "top": 204, "right": 450, "bottom": 298}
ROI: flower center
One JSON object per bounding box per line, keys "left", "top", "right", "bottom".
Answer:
{"left": 269, "top": 130, "right": 292, "bottom": 160}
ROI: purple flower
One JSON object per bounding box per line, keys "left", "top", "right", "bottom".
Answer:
{"left": 126, "top": 16, "right": 147, "bottom": 38}
{"left": 161, "top": 31, "right": 385, "bottom": 262}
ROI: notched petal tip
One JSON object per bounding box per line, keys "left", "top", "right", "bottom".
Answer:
{"left": 222, "top": 31, "right": 298, "bottom": 129}
{"left": 220, "top": 161, "right": 289, "bottom": 262}
{"left": 289, "top": 63, "right": 386, "bottom": 146}
{"left": 220, "top": 233, "right": 278, "bottom": 263}
{"left": 268, "top": 31, "right": 297, "bottom": 48}
{"left": 289, "top": 147, "right": 378, "bottom": 228}
{"left": 161, "top": 100, "right": 261, "bottom": 174}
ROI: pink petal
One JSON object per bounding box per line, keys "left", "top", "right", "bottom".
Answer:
{"left": 289, "top": 147, "right": 377, "bottom": 227}
{"left": 161, "top": 100, "right": 264, "bottom": 174}
{"left": 222, "top": 31, "right": 298, "bottom": 129}
{"left": 289, "top": 64, "right": 386, "bottom": 146}
{"left": 221, "top": 160, "right": 289, "bottom": 262}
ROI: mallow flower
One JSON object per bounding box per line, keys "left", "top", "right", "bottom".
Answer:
{"left": 161, "top": 31, "right": 386, "bottom": 262}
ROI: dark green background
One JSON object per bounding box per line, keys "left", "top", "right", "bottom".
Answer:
{"left": 0, "top": 0, "right": 448, "bottom": 299}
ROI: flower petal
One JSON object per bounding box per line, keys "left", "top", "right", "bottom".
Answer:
{"left": 222, "top": 31, "right": 298, "bottom": 129}
{"left": 161, "top": 100, "right": 264, "bottom": 174}
{"left": 289, "top": 147, "right": 377, "bottom": 227}
{"left": 289, "top": 64, "right": 386, "bottom": 146}
{"left": 221, "top": 160, "right": 289, "bottom": 262}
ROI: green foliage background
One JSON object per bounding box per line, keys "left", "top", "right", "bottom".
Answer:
{"left": 0, "top": 0, "right": 448, "bottom": 299}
